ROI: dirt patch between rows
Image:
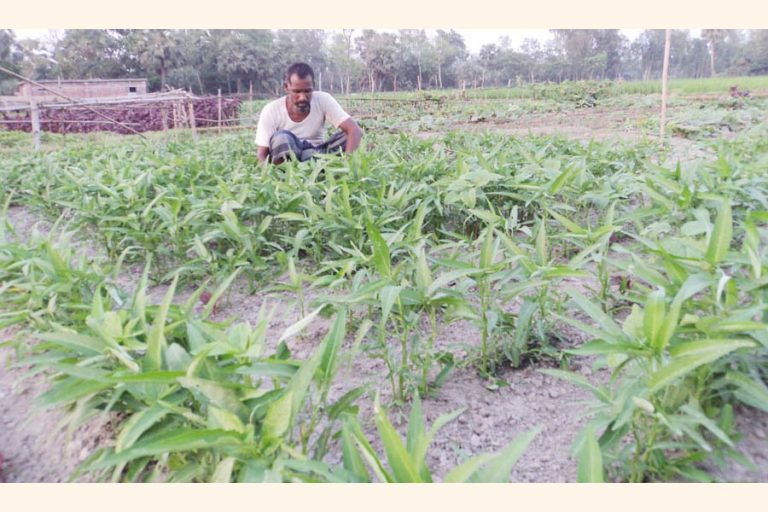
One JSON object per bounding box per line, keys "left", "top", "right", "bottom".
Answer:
{"left": 414, "top": 106, "right": 657, "bottom": 144}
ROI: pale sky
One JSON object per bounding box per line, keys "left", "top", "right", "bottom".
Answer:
{"left": 454, "top": 29, "right": 648, "bottom": 52}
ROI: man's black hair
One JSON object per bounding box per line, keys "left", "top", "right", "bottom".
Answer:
{"left": 285, "top": 63, "right": 315, "bottom": 84}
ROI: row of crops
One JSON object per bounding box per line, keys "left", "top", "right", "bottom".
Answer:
{"left": 339, "top": 76, "right": 768, "bottom": 102}
{"left": 1, "top": 110, "right": 768, "bottom": 481}
{"left": 332, "top": 88, "right": 768, "bottom": 138}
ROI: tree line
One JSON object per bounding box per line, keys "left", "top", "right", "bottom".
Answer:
{"left": 2, "top": 29, "right": 768, "bottom": 96}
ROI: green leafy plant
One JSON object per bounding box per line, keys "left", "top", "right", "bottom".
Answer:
{"left": 340, "top": 393, "right": 540, "bottom": 482}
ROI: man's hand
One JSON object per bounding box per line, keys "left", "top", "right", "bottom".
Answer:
{"left": 257, "top": 146, "right": 270, "bottom": 164}
{"left": 339, "top": 117, "right": 363, "bottom": 153}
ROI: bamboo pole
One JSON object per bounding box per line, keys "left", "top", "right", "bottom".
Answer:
{"left": 29, "top": 99, "right": 41, "bottom": 151}
{"left": 660, "top": 29, "right": 672, "bottom": 147}
{"left": 217, "top": 89, "right": 222, "bottom": 134}
{"left": 187, "top": 100, "right": 198, "bottom": 140}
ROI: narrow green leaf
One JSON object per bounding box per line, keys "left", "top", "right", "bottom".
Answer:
{"left": 680, "top": 404, "right": 734, "bottom": 447}
{"left": 426, "top": 268, "right": 479, "bottom": 297}
{"left": 277, "top": 306, "right": 323, "bottom": 343}
{"left": 472, "top": 427, "right": 540, "bottom": 482}
{"left": 320, "top": 309, "right": 347, "bottom": 384}
{"left": 644, "top": 289, "right": 667, "bottom": 353}
{"left": 648, "top": 339, "right": 755, "bottom": 393}
{"left": 146, "top": 274, "right": 178, "bottom": 371}
{"left": 705, "top": 199, "right": 732, "bottom": 266}
{"left": 414, "top": 248, "right": 433, "bottom": 293}
{"left": 36, "top": 378, "right": 112, "bottom": 408}
{"left": 406, "top": 392, "right": 425, "bottom": 456}
{"left": 546, "top": 207, "right": 586, "bottom": 235}
{"left": 131, "top": 258, "right": 151, "bottom": 332}
{"left": 340, "top": 415, "right": 372, "bottom": 481}
{"left": 237, "top": 361, "right": 299, "bottom": 379}
{"left": 535, "top": 218, "right": 547, "bottom": 266}
{"left": 342, "top": 414, "right": 391, "bottom": 482}
{"left": 177, "top": 377, "right": 248, "bottom": 419}
{"left": 367, "top": 222, "right": 391, "bottom": 278}
{"left": 539, "top": 369, "right": 611, "bottom": 403}
{"left": 564, "top": 289, "right": 625, "bottom": 341}
{"left": 408, "top": 202, "right": 428, "bottom": 241}
{"left": 725, "top": 372, "right": 768, "bottom": 413}
{"left": 208, "top": 406, "right": 247, "bottom": 434}
{"left": 379, "top": 285, "right": 401, "bottom": 327}
{"left": 442, "top": 454, "right": 495, "bottom": 483}
{"left": 202, "top": 268, "right": 241, "bottom": 318}
{"left": 548, "top": 164, "right": 577, "bottom": 194}
{"left": 262, "top": 390, "right": 293, "bottom": 440}
{"left": 577, "top": 425, "right": 604, "bottom": 483}
{"left": 115, "top": 405, "right": 170, "bottom": 453}
{"left": 480, "top": 226, "right": 496, "bottom": 269}
{"left": 38, "top": 331, "right": 104, "bottom": 356}
{"left": 286, "top": 328, "right": 327, "bottom": 421}
{"left": 211, "top": 457, "right": 237, "bottom": 483}
{"left": 374, "top": 397, "right": 422, "bottom": 482}
{"left": 92, "top": 429, "right": 242, "bottom": 469}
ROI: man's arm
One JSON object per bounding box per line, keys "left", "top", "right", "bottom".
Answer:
{"left": 257, "top": 145, "right": 270, "bottom": 164}
{"left": 338, "top": 117, "right": 363, "bottom": 153}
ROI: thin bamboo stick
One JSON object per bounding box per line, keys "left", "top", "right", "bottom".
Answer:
{"left": 660, "top": 29, "right": 672, "bottom": 147}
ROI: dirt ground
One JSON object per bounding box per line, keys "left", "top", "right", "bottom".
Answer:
{"left": 2, "top": 113, "right": 767, "bottom": 482}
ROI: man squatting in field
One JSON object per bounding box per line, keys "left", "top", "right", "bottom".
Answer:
{"left": 256, "top": 62, "right": 363, "bottom": 164}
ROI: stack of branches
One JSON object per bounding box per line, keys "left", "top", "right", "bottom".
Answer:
{"left": 0, "top": 90, "right": 241, "bottom": 134}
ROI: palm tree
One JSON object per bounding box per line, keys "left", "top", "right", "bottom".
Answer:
{"left": 129, "top": 30, "right": 180, "bottom": 91}
{"left": 701, "top": 29, "right": 727, "bottom": 77}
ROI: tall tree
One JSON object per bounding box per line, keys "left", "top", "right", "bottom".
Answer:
{"left": 0, "top": 30, "right": 21, "bottom": 70}
{"left": 0, "top": 30, "right": 23, "bottom": 93}
{"left": 125, "top": 30, "right": 181, "bottom": 91}
{"left": 398, "top": 29, "right": 431, "bottom": 91}
{"left": 520, "top": 38, "right": 544, "bottom": 82}
{"left": 54, "top": 29, "right": 127, "bottom": 80}
{"left": 550, "top": 29, "right": 596, "bottom": 80}
{"left": 355, "top": 30, "right": 398, "bottom": 92}
{"left": 478, "top": 43, "right": 500, "bottom": 87}
{"left": 212, "top": 30, "right": 273, "bottom": 94}
{"left": 328, "top": 30, "right": 359, "bottom": 93}
{"left": 701, "top": 29, "right": 728, "bottom": 76}
{"left": 433, "top": 30, "right": 467, "bottom": 88}
{"left": 593, "top": 30, "right": 627, "bottom": 80}
{"left": 745, "top": 29, "right": 768, "bottom": 75}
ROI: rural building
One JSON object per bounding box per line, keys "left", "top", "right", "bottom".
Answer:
{"left": 15, "top": 78, "right": 148, "bottom": 101}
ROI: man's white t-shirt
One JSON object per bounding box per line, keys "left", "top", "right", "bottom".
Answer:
{"left": 255, "top": 92, "right": 350, "bottom": 147}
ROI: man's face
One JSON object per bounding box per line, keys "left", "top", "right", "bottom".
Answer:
{"left": 285, "top": 74, "right": 313, "bottom": 113}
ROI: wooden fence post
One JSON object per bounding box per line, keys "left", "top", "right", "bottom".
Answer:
{"left": 29, "top": 99, "right": 41, "bottom": 151}
{"left": 172, "top": 101, "right": 179, "bottom": 130}
{"left": 187, "top": 100, "right": 198, "bottom": 140}
{"left": 217, "top": 89, "right": 222, "bottom": 134}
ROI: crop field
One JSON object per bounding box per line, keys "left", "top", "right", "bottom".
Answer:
{"left": 1, "top": 80, "right": 768, "bottom": 483}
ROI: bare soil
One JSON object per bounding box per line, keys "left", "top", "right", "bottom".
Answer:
{"left": 415, "top": 105, "right": 658, "bottom": 143}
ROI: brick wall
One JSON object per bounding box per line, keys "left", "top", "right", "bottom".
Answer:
{"left": 17, "top": 80, "right": 148, "bottom": 100}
